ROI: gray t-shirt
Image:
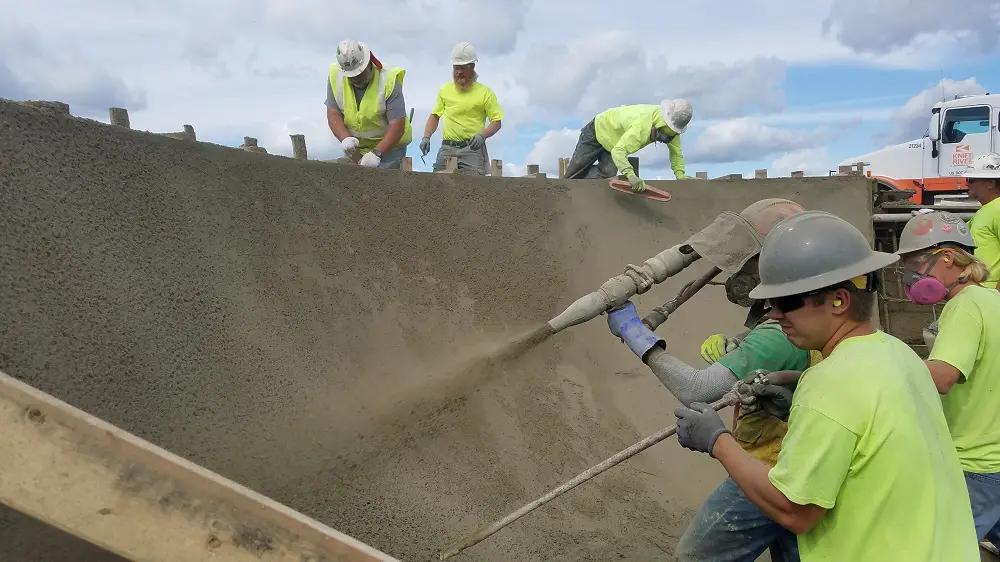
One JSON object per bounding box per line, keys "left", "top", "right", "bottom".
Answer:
{"left": 325, "top": 76, "right": 406, "bottom": 122}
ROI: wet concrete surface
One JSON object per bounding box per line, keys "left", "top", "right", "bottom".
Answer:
{"left": 0, "top": 99, "right": 874, "bottom": 561}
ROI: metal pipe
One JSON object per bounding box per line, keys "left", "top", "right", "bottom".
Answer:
{"left": 873, "top": 212, "right": 975, "bottom": 223}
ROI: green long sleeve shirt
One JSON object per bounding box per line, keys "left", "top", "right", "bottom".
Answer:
{"left": 593, "top": 104, "right": 686, "bottom": 179}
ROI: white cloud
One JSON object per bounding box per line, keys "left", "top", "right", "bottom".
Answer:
{"left": 687, "top": 118, "right": 832, "bottom": 163}
{"left": 523, "top": 128, "right": 579, "bottom": 176}
{"left": 519, "top": 30, "right": 786, "bottom": 120}
{"left": 771, "top": 148, "right": 834, "bottom": 177}
{"left": 888, "top": 77, "right": 988, "bottom": 142}
{"left": 823, "top": 0, "right": 1000, "bottom": 57}
{"left": 0, "top": 19, "right": 147, "bottom": 116}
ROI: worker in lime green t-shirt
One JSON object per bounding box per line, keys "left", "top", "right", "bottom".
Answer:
{"left": 964, "top": 153, "right": 1000, "bottom": 289}
{"left": 419, "top": 42, "right": 503, "bottom": 175}
{"left": 563, "top": 101, "right": 693, "bottom": 191}
{"left": 673, "top": 211, "right": 979, "bottom": 561}
{"left": 895, "top": 210, "right": 1000, "bottom": 551}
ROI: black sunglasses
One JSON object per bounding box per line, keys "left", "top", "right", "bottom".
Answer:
{"left": 766, "top": 274, "right": 877, "bottom": 314}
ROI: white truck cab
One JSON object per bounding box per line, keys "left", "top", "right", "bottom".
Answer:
{"left": 840, "top": 93, "right": 998, "bottom": 205}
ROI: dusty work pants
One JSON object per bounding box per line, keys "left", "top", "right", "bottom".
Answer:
{"left": 965, "top": 471, "right": 1000, "bottom": 547}
{"left": 564, "top": 119, "right": 618, "bottom": 180}
{"left": 674, "top": 477, "right": 799, "bottom": 562}
{"left": 433, "top": 139, "right": 489, "bottom": 175}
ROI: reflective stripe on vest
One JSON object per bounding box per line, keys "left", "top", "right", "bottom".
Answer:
{"left": 333, "top": 69, "right": 388, "bottom": 139}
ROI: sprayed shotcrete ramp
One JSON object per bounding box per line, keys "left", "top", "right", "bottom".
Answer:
{"left": 0, "top": 99, "right": 875, "bottom": 561}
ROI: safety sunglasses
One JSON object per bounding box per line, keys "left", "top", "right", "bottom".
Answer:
{"left": 765, "top": 274, "right": 876, "bottom": 314}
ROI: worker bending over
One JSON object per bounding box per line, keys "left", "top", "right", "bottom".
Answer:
{"left": 606, "top": 199, "right": 815, "bottom": 562}
{"left": 672, "top": 211, "right": 978, "bottom": 561}
{"left": 895, "top": 211, "right": 1000, "bottom": 552}
{"left": 564, "top": 100, "right": 692, "bottom": 191}
{"left": 325, "top": 39, "right": 412, "bottom": 169}
{"left": 420, "top": 42, "right": 504, "bottom": 175}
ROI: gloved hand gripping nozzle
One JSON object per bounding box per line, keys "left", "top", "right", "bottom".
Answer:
{"left": 545, "top": 243, "right": 701, "bottom": 333}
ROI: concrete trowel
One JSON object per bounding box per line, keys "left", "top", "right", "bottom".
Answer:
{"left": 608, "top": 176, "right": 672, "bottom": 202}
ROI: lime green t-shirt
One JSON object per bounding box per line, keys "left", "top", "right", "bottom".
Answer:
{"left": 717, "top": 321, "right": 809, "bottom": 381}
{"left": 431, "top": 81, "right": 504, "bottom": 141}
{"left": 968, "top": 198, "right": 1000, "bottom": 289}
{"left": 928, "top": 284, "right": 1000, "bottom": 473}
{"left": 768, "top": 331, "right": 977, "bottom": 561}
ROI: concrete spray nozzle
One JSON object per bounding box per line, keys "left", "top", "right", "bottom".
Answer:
{"left": 544, "top": 198, "right": 800, "bottom": 334}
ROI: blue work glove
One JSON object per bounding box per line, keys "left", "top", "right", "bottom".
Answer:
{"left": 675, "top": 402, "right": 731, "bottom": 457}
{"left": 607, "top": 301, "right": 664, "bottom": 361}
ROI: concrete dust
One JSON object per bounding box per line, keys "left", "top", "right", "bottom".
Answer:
{"left": 0, "top": 99, "right": 877, "bottom": 561}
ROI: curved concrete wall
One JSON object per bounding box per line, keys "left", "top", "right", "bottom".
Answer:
{"left": 0, "top": 100, "right": 873, "bottom": 561}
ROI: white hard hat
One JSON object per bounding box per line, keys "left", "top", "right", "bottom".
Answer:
{"left": 661, "top": 99, "right": 693, "bottom": 134}
{"left": 964, "top": 152, "right": 1000, "bottom": 179}
{"left": 336, "top": 39, "right": 371, "bottom": 78}
{"left": 451, "top": 41, "right": 478, "bottom": 65}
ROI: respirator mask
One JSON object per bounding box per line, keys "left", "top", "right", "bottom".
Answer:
{"left": 725, "top": 271, "right": 769, "bottom": 328}
{"left": 903, "top": 251, "right": 956, "bottom": 305}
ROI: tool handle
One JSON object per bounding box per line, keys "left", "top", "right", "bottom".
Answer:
{"left": 437, "top": 395, "right": 735, "bottom": 560}
{"left": 642, "top": 266, "right": 722, "bottom": 330}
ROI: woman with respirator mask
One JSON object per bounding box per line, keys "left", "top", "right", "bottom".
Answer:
{"left": 895, "top": 210, "right": 1000, "bottom": 552}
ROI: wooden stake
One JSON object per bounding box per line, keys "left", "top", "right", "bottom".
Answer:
{"left": 491, "top": 159, "right": 503, "bottom": 176}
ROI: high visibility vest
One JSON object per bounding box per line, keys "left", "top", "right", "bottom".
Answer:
{"left": 329, "top": 65, "right": 412, "bottom": 153}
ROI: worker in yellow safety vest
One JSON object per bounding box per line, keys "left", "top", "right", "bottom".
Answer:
{"left": 325, "top": 39, "right": 412, "bottom": 169}
{"left": 563, "top": 100, "right": 693, "bottom": 190}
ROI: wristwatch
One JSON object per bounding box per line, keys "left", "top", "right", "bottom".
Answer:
{"left": 372, "top": 149, "right": 384, "bottom": 158}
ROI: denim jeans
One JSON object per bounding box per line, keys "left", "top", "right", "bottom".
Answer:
{"left": 675, "top": 477, "right": 799, "bottom": 562}
{"left": 964, "top": 471, "right": 1000, "bottom": 545}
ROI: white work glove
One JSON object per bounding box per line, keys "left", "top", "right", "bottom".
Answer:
{"left": 340, "top": 136, "right": 359, "bottom": 154}
{"left": 359, "top": 151, "right": 381, "bottom": 168}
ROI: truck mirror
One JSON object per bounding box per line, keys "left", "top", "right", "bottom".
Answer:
{"left": 929, "top": 113, "right": 941, "bottom": 141}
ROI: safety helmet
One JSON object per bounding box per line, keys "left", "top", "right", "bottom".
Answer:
{"left": 336, "top": 39, "right": 371, "bottom": 78}
{"left": 451, "top": 41, "right": 478, "bottom": 65}
{"left": 963, "top": 152, "right": 1000, "bottom": 179}
{"left": 660, "top": 99, "right": 693, "bottom": 134}
{"left": 748, "top": 211, "right": 899, "bottom": 299}
{"left": 895, "top": 211, "right": 976, "bottom": 256}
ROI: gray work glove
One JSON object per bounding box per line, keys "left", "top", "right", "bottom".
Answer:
{"left": 419, "top": 137, "right": 431, "bottom": 156}
{"left": 627, "top": 173, "right": 647, "bottom": 192}
{"left": 751, "top": 383, "right": 793, "bottom": 421}
{"left": 468, "top": 133, "right": 485, "bottom": 151}
{"left": 674, "top": 402, "right": 731, "bottom": 457}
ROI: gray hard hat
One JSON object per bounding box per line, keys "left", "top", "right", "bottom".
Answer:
{"left": 748, "top": 210, "right": 899, "bottom": 299}
{"left": 895, "top": 211, "right": 976, "bottom": 255}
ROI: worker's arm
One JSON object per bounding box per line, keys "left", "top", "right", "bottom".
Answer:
{"left": 925, "top": 299, "right": 981, "bottom": 394}
{"left": 325, "top": 79, "right": 351, "bottom": 141}
{"left": 645, "top": 348, "right": 738, "bottom": 406}
{"left": 423, "top": 114, "right": 440, "bottom": 139}
{"left": 676, "top": 401, "right": 850, "bottom": 535}
{"left": 925, "top": 360, "right": 962, "bottom": 394}
{"left": 610, "top": 120, "right": 652, "bottom": 178}
{"left": 479, "top": 88, "right": 504, "bottom": 139}
{"left": 712, "top": 434, "right": 828, "bottom": 534}
{"left": 373, "top": 79, "right": 407, "bottom": 154}
{"left": 667, "top": 134, "right": 687, "bottom": 179}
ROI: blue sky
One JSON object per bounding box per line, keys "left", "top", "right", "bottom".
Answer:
{"left": 2, "top": 0, "right": 998, "bottom": 181}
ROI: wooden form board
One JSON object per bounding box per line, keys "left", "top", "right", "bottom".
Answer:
{"left": 0, "top": 370, "right": 401, "bottom": 562}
